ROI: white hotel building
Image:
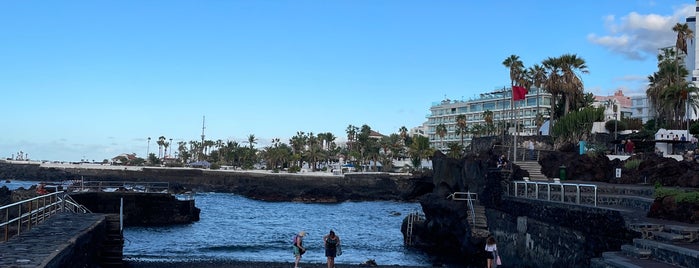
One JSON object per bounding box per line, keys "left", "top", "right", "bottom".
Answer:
{"left": 426, "top": 87, "right": 553, "bottom": 150}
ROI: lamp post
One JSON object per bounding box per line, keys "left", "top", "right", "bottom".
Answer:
{"left": 147, "top": 137, "right": 151, "bottom": 158}
{"left": 169, "top": 138, "right": 173, "bottom": 158}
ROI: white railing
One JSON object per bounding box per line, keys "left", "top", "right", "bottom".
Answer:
{"left": 447, "top": 192, "right": 479, "bottom": 226}
{"left": 0, "top": 191, "right": 92, "bottom": 242}
{"left": 511, "top": 181, "right": 598, "bottom": 206}
{"left": 69, "top": 181, "right": 170, "bottom": 193}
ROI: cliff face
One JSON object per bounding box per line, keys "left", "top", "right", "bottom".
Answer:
{"left": 0, "top": 162, "right": 432, "bottom": 202}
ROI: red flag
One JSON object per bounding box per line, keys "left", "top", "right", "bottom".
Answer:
{"left": 513, "top": 86, "right": 527, "bottom": 101}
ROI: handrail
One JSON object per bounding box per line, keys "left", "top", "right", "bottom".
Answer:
{"left": 448, "top": 192, "right": 479, "bottom": 226}
{"left": 69, "top": 180, "right": 170, "bottom": 193}
{"left": 511, "top": 181, "right": 597, "bottom": 207}
{"left": 1, "top": 191, "right": 65, "bottom": 242}
{"left": 61, "top": 194, "right": 91, "bottom": 214}
{"left": 0, "top": 191, "right": 95, "bottom": 242}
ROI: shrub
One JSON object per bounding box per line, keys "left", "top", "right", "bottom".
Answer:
{"left": 624, "top": 159, "right": 642, "bottom": 170}
{"left": 655, "top": 187, "right": 699, "bottom": 203}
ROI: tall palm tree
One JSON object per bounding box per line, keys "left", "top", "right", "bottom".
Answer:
{"left": 157, "top": 136, "right": 166, "bottom": 159}
{"left": 503, "top": 55, "right": 524, "bottom": 135}
{"left": 542, "top": 57, "right": 563, "bottom": 124}
{"left": 247, "top": 134, "right": 257, "bottom": 150}
{"left": 346, "top": 125, "right": 358, "bottom": 151}
{"left": 455, "top": 114, "right": 467, "bottom": 146}
{"left": 674, "top": 22, "right": 694, "bottom": 127}
{"left": 557, "top": 54, "right": 589, "bottom": 115}
{"left": 435, "top": 123, "right": 447, "bottom": 150}
{"left": 482, "top": 110, "right": 494, "bottom": 135}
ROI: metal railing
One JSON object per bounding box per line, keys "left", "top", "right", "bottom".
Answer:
{"left": 69, "top": 181, "right": 170, "bottom": 193}
{"left": 447, "top": 192, "right": 479, "bottom": 226}
{"left": 511, "top": 181, "right": 598, "bottom": 206}
{"left": 493, "top": 145, "right": 555, "bottom": 163}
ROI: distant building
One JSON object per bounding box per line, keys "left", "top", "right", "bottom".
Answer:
{"left": 426, "top": 87, "right": 552, "bottom": 150}
{"left": 410, "top": 124, "right": 427, "bottom": 138}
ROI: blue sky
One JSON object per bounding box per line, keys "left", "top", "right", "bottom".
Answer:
{"left": 1, "top": 0, "right": 695, "bottom": 162}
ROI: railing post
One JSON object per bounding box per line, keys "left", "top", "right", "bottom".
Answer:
{"left": 547, "top": 184, "right": 551, "bottom": 201}
{"left": 594, "top": 186, "right": 597, "bottom": 207}
{"left": 561, "top": 185, "right": 564, "bottom": 202}
{"left": 535, "top": 183, "right": 539, "bottom": 199}
{"left": 514, "top": 182, "right": 518, "bottom": 197}
{"left": 576, "top": 185, "right": 580, "bottom": 204}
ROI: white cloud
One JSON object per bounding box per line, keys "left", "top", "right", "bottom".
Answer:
{"left": 588, "top": 5, "right": 695, "bottom": 60}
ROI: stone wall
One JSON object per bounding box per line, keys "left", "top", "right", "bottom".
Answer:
{"left": 486, "top": 197, "right": 636, "bottom": 268}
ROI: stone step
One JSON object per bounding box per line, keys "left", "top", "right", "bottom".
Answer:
{"left": 664, "top": 225, "right": 699, "bottom": 243}
{"left": 591, "top": 251, "right": 677, "bottom": 268}
{"left": 634, "top": 238, "right": 699, "bottom": 267}
{"left": 621, "top": 244, "right": 651, "bottom": 259}
{"left": 650, "top": 231, "right": 686, "bottom": 242}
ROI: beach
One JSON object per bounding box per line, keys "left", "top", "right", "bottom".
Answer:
{"left": 124, "top": 260, "right": 431, "bottom": 268}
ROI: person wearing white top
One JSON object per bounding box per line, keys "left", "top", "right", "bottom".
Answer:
{"left": 485, "top": 236, "right": 498, "bottom": 268}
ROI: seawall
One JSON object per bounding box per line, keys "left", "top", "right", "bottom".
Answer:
{"left": 0, "top": 161, "right": 432, "bottom": 202}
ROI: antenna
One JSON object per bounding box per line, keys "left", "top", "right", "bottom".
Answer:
{"left": 201, "top": 116, "right": 206, "bottom": 144}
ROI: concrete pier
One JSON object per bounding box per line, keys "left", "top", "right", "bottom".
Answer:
{"left": 0, "top": 213, "right": 110, "bottom": 268}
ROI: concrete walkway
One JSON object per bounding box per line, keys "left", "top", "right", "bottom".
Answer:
{"left": 0, "top": 213, "right": 106, "bottom": 267}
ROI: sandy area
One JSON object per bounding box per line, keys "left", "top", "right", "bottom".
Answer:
{"left": 123, "top": 260, "right": 430, "bottom": 268}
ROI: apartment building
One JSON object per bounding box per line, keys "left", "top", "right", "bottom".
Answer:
{"left": 426, "top": 87, "right": 552, "bottom": 150}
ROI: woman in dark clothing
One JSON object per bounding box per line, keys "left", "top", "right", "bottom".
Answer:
{"left": 323, "top": 230, "right": 341, "bottom": 268}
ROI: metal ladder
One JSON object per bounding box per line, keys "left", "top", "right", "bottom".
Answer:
{"left": 405, "top": 210, "right": 422, "bottom": 246}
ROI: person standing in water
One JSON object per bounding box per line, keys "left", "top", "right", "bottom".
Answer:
{"left": 323, "top": 230, "right": 341, "bottom": 268}
{"left": 293, "top": 231, "right": 307, "bottom": 268}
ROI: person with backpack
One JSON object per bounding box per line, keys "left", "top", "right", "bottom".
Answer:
{"left": 293, "top": 231, "right": 307, "bottom": 268}
{"left": 323, "top": 230, "right": 341, "bottom": 268}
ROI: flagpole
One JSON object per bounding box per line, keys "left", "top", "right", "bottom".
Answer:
{"left": 512, "top": 86, "right": 516, "bottom": 162}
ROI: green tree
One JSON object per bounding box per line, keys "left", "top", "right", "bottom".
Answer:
{"left": 455, "top": 114, "right": 468, "bottom": 146}
{"left": 435, "top": 123, "right": 448, "bottom": 150}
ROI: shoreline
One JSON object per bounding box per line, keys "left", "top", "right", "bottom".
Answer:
{"left": 123, "top": 259, "right": 432, "bottom": 268}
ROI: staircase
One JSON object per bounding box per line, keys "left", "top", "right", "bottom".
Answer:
{"left": 514, "top": 161, "right": 547, "bottom": 181}
{"left": 447, "top": 192, "right": 489, "bottom": 238}
{"left": 99, "top": 214, "right": 124, "bottom": 267}
{"left": 588, "top": 184, "right": 699, "bottom": 268}
{"left": 467, "top": 204, "right": 490, "bottom": 238}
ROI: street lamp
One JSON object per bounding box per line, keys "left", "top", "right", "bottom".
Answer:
{"left": 147, "top": 137, "right": 151, "bottom": 158}
{"left": 169, "top": 138, "right": 173, "bottom": 158}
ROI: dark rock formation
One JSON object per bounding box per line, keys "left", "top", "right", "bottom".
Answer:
{"left": 538, "top": 151, "right": 699, "bottom": 187}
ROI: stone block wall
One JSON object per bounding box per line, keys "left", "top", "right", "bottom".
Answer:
{"left": 486, "top": 197, "right": 636, "bottom": 268}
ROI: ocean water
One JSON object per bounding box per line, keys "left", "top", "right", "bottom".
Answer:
{"left": 2, "top": 180, "right": 39, "bottom": 190}
{"left": 123, "top": 192, "right": 431, "bottom": 266}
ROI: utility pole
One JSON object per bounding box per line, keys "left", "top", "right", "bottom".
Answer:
{"left": 200, "top": 116, "right": 206, "bottom": 161}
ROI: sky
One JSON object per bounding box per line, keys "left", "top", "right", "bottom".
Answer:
{"left": 1, "top": 0, "right": 696, "bottom": 162}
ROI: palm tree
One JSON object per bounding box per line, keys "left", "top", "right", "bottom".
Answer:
{"left": 557, "top": 54, "right": 589, "bottom": 115}
{"left": 482, "top": 110, "right": 494, "bottom": 135}
{"left": 157, "top": 136, "right": 166, "bottom": 159}
{"left": 435, "top": 123, "right": 447, "bottom": 150}
{"left": 247, "top": 134, "right": 257, "bottom": 150}
{"left": 346, "top": 125, "right": 358, "bottom": 151}
{"left": 674, "top": 22, "right": 694, "bottom": 128}
{"left": 503, "top": 55, "right": 524, "bottom": 88}
{"left": 455, "top": 114, "right": 467, "bottom": 146}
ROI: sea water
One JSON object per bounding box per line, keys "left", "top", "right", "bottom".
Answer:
{"left": 123, "top": 192, "right": 430, "bottom": 266}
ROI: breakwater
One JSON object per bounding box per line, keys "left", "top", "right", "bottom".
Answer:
{"left": 0, "top": 161, "right": 432, "bottom": 202}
